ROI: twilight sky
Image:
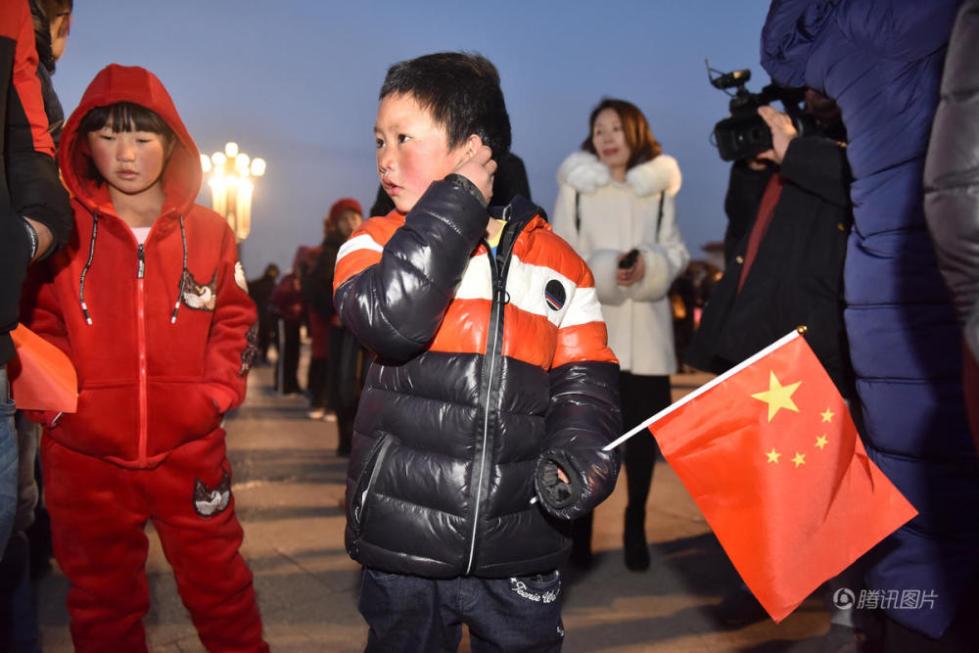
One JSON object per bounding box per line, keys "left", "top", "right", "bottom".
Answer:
{"left": 54, "top": 1, "right": 772, "bottom": 276}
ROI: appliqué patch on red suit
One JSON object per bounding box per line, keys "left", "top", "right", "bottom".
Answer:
{"left": 240, "top": 323, "right": 259, "bottom": 376}
{"left": 181, "top": 270, "right": 217, "bottom": 311}
{"left": 193, "top": 473, "right": 231, "bottom": 518}
{"left": 234, "top": 261, "right": 248, "bottom": 291}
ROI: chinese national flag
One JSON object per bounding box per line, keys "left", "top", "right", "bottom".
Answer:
{"left": 633, "top": 332, "right": 916, "bottom": 622}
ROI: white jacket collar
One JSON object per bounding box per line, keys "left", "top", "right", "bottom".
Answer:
{"left": 557, "top": 151, "right": 681, "bottom": 197}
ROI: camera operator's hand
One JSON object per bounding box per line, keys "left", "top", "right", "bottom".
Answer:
{"left": 617, "top": 252, "right": 646, "bottom": 287}
{"left": 757, "top": 105, "right": 798, "bottom": 165}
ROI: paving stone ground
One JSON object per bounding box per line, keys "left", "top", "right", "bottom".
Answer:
{"left": 36, "top": 359, "right": 834, "bottom": 652}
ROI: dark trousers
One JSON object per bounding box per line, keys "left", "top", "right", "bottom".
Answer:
{"left": 276, "top": 318, "right": 302, "bottom": 394}
{"left": 307, "top": 357, "right": 328, "bottom": 409}
{"left": 572, "top": 372, "right": 672, "bottom": 553}
{"left": 327, "top": 326, "right": 364, "bottom": 454}
{"left": 256, "top": 314, "right": 275, "bottom": 363}
{"left": 359, "top": 568, "right": 564, "bottom": 652}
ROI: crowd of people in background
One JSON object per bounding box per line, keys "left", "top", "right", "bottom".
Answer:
{"left": 1, "top": 0, "right": 977, "bottom": 651}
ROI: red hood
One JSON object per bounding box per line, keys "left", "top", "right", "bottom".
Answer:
{"left": 58, "top": 64, "right": 201, "bottom": 218}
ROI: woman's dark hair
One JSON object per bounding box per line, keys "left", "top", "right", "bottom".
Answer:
{"left": 79, "top": 102, "right": 175, "bottom": 184}
{"left": 380, "top": 52, "right": 511, "bottom": 162}
{"left": 581, "top": 98, "right": 662, "bottom": 169}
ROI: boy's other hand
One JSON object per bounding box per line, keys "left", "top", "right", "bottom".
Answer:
{"left": 454, "top": 142, "right": 496, "bottom": 205}
{"left": 556, "top": 466, "right": 570, "bottom": 484}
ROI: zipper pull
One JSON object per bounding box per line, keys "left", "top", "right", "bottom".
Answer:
{"left": 137, "top": 244, "right": 145, "bottom": 279}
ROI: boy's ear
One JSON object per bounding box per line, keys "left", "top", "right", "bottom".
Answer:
{"left": 464, "top": 133, "right": 484, "bottom": 159}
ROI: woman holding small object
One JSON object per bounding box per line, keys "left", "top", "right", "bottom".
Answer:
{"left": 553, "top": 98, "right": 689, "bottom": 570}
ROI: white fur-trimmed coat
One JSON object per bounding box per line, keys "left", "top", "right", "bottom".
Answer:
{"left": 552, "top": 151, "right": 689, "bottom": 375}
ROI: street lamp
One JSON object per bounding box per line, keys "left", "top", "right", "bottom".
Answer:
{"left": 200, "top": 142, "right": 266, "bottom": 242}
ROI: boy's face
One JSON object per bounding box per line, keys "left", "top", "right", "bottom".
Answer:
{"left": 88, "top": 122, "right": 169, "bottom": 196}
{"left": 375, "top": 92, "right": 469, "bottom": 213}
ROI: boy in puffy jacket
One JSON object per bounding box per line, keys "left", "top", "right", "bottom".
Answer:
{"left": 20, "top": 64, "right": 268, "bottom": 653}
{"left": 334, "top": 52, "right": 621, "bottom": 652}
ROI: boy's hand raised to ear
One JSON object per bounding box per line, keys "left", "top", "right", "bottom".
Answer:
{"left": 454, "top": 144, "right": 496, "bottom": 206}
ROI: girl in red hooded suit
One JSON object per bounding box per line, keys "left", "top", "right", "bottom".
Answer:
{"left": 20, "top": 64, "right": 268, "bottom": 652}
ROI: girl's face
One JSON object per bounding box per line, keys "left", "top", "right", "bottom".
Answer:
{"left": 87, "top": 122, "right": 169, "bottom": 197}
{"left": 591, "top": 108, "right": 631, "bottom": 172}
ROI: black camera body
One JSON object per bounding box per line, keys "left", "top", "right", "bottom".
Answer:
{"left": 708, "top": 65, "right": 809, "bottom": 162}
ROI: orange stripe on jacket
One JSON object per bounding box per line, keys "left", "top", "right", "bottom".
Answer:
{"left": 553, "top": 322, "right": 617, "bottom": 369}
{"left": 512, "top": 224, "right": 596, "bottom": 290}
{"left": 333, "top": 214, "right": 405, "bottom": 290}
{"left": 429, "top": 300, "right": 608, "bottom": 371}
{"left": 335, "top": 212, "right": 617, "bottom": 371}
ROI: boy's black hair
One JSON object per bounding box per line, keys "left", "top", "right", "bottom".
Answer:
{"left": 79, "top": 102, "right": 175, "bottom": 184}
{"left": 380, "top": 52, "right": 511, "bottom": 162}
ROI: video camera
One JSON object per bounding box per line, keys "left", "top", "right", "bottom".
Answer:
{"left": 707, "top": 62, "right": 810, "bottom": 162}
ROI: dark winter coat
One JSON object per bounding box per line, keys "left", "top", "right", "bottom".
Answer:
{"left": 334, "top": 181, "right": 621, "bottom": 578}
{"left": 924, "top": 0, "right": 979, "bottom": 449}
{"left": 303, "top": 232, "right": 343, "bottom": 319}
{"left": 0, "top": 0, "right": 71, "bottom": 365}
{"left": 763, "top": 0, "right": 979, "bottom": 638}
{"left": 687, "top": 136, "right": 852, "bottom": 396}
{"left": 722, "top": 161, "right": 774, "bottom": 266}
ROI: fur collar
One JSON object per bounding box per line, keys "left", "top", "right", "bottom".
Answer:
{"left": 557, "top": 151, "right": 681, "bottom": 197}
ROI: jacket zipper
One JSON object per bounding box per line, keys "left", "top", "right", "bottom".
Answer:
{"left": 354, "top": 434, "right": 392, "bottom": 529}
{"left": 465, "top": 207, "right": 519, "bottom": 575}
{"left": 136, "top": 243, "right": 149, "bottom": 465}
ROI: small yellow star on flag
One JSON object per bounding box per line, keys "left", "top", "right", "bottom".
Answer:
{"left": 766, "top": 448, "right": 781, "bottom": 464}
{"left": 815, "top": 435, "right": 829, "bottom": 450}
{"left": 821, "top": 408, "right": 835, "bottom": 423}
{"left": 751, "top": 371, "right": 801, "bottom": 422}
{"left": 792, "top": 453, "right": 806, "bottom": 468}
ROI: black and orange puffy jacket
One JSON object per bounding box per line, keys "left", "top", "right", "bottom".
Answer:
{"left": 334, "top": 179, "right": 621, "bottom": 578}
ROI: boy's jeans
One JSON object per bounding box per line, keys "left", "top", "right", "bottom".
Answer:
{"left": 359, "top": 567, "right": 564, "bottom": 652}
{"left": 0, "top": 367, "right": 18, "bottom": 553}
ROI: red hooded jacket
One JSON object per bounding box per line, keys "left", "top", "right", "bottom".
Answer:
{"left": 22, "top": 64, "right": 257, "bottom": 469}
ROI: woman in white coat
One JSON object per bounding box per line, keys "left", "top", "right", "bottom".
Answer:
{"left": 553, "top": 98, "right": 689, "bottom": 571}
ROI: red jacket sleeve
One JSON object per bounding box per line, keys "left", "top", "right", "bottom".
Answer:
{"left": 203, "top": 225, "right": 257, "bottom": 412}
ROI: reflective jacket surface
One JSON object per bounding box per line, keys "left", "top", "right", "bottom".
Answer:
{"left": 334, "top": 183, "right": 621, "bottom": 578}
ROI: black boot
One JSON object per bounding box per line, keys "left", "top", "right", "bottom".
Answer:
{"left": 568, "top": 513, "right": 594, "bottom": 569}
{"left": 624, "top": 506, "right": 650, "bottom": 571}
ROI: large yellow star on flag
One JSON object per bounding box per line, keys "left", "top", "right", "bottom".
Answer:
{"left": 751, "top": 371, "right": 802, "bottom": 422}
